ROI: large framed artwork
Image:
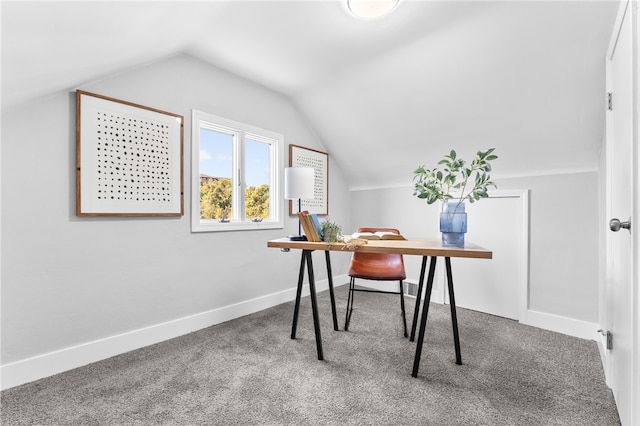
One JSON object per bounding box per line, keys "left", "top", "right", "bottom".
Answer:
{"left": 289, "top": 144, "right": 329, "bottom": 216}
{"left": 76, "top": 91, "right": 184, "bottom": 216}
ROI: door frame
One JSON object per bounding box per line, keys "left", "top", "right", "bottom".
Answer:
{"left": 602, "top": 0, "right": 639, "bottom": 423}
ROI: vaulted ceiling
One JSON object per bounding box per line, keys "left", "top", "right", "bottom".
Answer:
{"left": 2, "top": 1, "right": 619, "bottom": 189}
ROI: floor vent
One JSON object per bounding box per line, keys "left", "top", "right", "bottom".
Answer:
{"left": 404, "top": 282, "right": 418, "bottom": 297}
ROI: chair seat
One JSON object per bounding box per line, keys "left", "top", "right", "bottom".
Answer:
{"left": 348, "top": 253, "right": 406, "bottom": 280}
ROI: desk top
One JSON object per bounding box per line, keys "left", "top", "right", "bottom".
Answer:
{"left": 267, "top": 238, "right": 492, "bottom": 259}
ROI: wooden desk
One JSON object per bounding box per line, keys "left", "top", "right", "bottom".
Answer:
{"left": 267, "top": 238, "right": 492, "bottom": 377}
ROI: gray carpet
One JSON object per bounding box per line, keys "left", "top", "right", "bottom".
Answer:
{"left": 1, "top": 285, "right": 620, "bottom": 425}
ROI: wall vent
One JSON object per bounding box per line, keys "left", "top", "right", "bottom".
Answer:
{"left": 404, "top": 282, "right": 418, "bottom": 297}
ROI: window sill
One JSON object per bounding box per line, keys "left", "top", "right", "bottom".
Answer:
{"left": 191, "top": 219, "right": 283, "bottom": 233}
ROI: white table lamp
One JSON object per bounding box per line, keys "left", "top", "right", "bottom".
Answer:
{"left": 284, "top": 167, "right": 315, "bottom": 240}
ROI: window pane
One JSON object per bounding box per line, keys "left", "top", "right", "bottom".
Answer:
{"left": 199, "top": 128, "right": 233, "bottom": 220}
{"left": 244, "top": 138, "right": 271, "bottom": 220}
{"left": 191, "top": 109, "right": 283, "bottom": 232}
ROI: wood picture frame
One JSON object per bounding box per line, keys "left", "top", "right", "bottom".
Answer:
{"left": 288, "top": 144, "right": 329, "bottom": 216}
{"left": 76, "top": 90, "right": 184, "bottom": 216}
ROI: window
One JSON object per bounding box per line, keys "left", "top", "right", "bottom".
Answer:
{"left": 191, "top": 110, "right": 283, "bottom": 232}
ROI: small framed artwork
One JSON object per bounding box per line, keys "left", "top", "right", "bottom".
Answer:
{"left": 289, "top": 144, "right": 329, "bottom": 215}
{"left": 76, "top": 91, "right": 184, "bottom": 216}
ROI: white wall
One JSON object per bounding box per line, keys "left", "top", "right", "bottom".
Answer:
{"left": 0, "top": 54, "right": 351, "bottom": 386}
{"left": 349, "top": 171, "right": 600, "bottom": 327}
{"left": 496, "top": 172, "right": 599, "bottom": 323}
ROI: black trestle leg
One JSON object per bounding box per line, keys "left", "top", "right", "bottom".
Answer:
{"left": 291, "top": 251, "right": 306, "bottom": 339}
{"left": 410, "top": 256, "right": 429, "bottom": 342}
{"left": 344, "top": 277, "right": 355, "bottom": 331}
{"left": 399, "top": 280, "right": 408, "bottom": 338}
{"left": 445, "top": 257, "right": 462, "bottom": 365}
{"left": 412, "top": 256, "right": 437, "bottom": 378}
{"left": 325, "top": 251, "right": 339, "bottom": 331}
{"left": 305, "top": 250, "right": 323, "bottom": 360}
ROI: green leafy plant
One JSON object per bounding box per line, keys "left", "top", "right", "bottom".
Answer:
{"left": 413, "top": 148, "right": 498, "bottom": 206}
{"left": 320, "top": 219, "right": 343, "bottom": 246}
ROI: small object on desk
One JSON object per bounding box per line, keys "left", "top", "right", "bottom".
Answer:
{"left": 311, "top": 214, "right": 324, "bottom": 240}
{"left": 342, "top": 238, "right": 368, "bottom": 250}
{"left": 351, "top": 231, "right": 406, "bottom": 240}
{"left": 297, "top": 211, "right": 323, "bottom": 242}
{"left": 287, "top": 235, "right": 307, "bottom": 241}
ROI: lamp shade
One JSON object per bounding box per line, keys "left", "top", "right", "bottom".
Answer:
{"left": 284, "top": 167, "right": 315, "bottom": 200}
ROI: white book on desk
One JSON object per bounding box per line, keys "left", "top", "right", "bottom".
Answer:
{"left": 351, "top": 231, "right": 406, "bottom": 241}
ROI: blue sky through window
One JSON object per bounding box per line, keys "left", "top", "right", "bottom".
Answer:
{"left": 200, "top": 128, "right": 269, "bottom": 187}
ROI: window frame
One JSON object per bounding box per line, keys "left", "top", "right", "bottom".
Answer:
{"left": 191, "top": 110, "right": 283, "bottom": 233}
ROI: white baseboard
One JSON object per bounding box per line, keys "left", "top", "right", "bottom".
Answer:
{"left": 360, "top": 283, "right": 597, "bottom": 343}
{"left": 1, "top": 278, "right": 598, "bottom": 391}
{"left": 0, "top": 275, "right": 349, "bottom": 391}
{"left": 356, "top": 280, "right": 444, "bottom": 305}
{"left": 596, "top": 335, "right": 613, "bottom": 388}
{"left": 395, "top": 289, "right": 597, "bottom": 342}
{"left": 521, "top": 309, "right": 600, "bottom": 341}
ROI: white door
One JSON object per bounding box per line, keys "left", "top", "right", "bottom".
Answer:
{"left": 605, "top": 1, "right": 636, "bottom": 424}
{"left": 445, "top": 192, "right": 527, "bottom": 320}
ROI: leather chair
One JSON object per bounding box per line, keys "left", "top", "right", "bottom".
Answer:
{"left": 344, "top": 227, "right": 408, "bottom": 337}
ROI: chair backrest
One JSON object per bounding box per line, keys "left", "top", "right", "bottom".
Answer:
{"left": 348, "top": 227, "right": 406, "bottom": 280}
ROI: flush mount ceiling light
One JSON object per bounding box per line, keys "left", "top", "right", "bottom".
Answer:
{"left": 347, "top": 0, "right": 399, "bottom": 20}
